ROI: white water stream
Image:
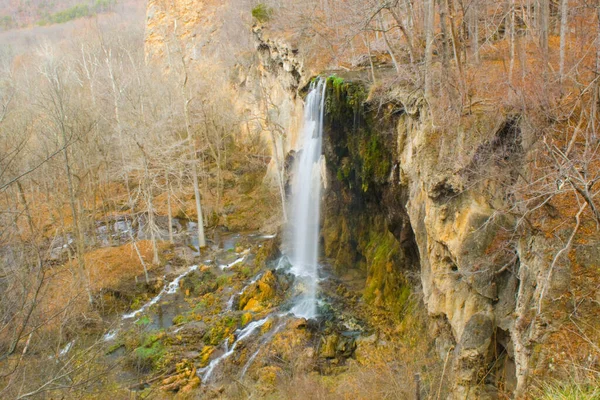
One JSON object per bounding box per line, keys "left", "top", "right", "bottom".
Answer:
{"left": 122, "top": 265, "right": 198, "bottom": 320}
{"left": 103, "top": 264, "right": 200, "bottom": 341}
{"left": 288, "top": 78, "right": 327, "bottom": 319}
{"left": 200, "top": 317, "right": 270, "bottom": 382}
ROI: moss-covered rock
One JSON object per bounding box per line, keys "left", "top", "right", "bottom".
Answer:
{"left": 238, "top": 270, "right": 288, "bottom": 312}
{"left": 320, "top": 76, "right": 418, "bottom": 320}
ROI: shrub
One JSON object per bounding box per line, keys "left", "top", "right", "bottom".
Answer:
{"left": 0, "top": 15, "right": 15, "bottom": 30}
{"left": 538, "top": 379, "right": 600, "bottom": 399}
{"left": 251, "top": 3, "right": 273, "bottom": 23}
{"left": 37, "top": 0, "right": 116, "bottom": 26}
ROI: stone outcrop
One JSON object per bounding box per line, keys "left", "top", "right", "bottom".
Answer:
{"left": 319, "top": 78, "right": 592, "bottom": 398}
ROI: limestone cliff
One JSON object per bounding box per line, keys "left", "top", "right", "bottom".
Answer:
{"left": 321, "top": 78, "right": 600, "bottom": 398}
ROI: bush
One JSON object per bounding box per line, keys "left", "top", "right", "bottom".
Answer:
{"left": 128, "top": 331, "right": 166, "bottom": 372}
{"left": 37, "top": 0, "right": 116, "bottom": 26}
{"left": 538, "top": 379, "right": 600, "bottom": 399}
{"left": 251, "top": 3, "right": 273, "bottom": 23}
{"left": 0, "top": 15, "right": 15, "bottom": 30}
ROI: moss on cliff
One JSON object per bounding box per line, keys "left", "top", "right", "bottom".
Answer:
{"left": 323, "top": 75, "right": 392, "bottom": 194}
{"left": 362, "top": 228, "right": 411, "bottom": 315}
{"left": 321, "top": 76, "right": 416, "bottom": 317}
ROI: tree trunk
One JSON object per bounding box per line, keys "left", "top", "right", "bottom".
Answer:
{"left": 509, "top": 0, "right": 516, "bottom": 85}
{"left": 269, "top": 128, "right": 288, "bottom": 222}
{"left": 447, "top": 0, "right": 465, "bottom": 97}
{"left": 130, "top": 228, "right": 149, "bottom": 284}
{"left": 386, "top": 7, "right": 416, "bottom": 65}
{"left": 439, "top": 0, "right": 451, "bottom": 72}
{"left": 364, "top": 33, "right": 377, "bottom": 84}
{"left": 540, "top": 0, "right": 550, "bottom": 58}
{"left": 179, "top": 56, "right": 206, "bottom": 249}
{"left": 559, "top": 0, "right": 568, "bottom": 81}
{"left": 470, "top": 2, "right": 480, "bottom": 63}
{"left": 593, "top": 4, "right": 600, "bottom": 138}
{"left": 378, "top": 14, "right": 401, "bottom": 74}
{"left": 424, "top": 0, "right": 435, "bottom": 98}
{"left": 190, "top": 157, "right": 206, "bottom": 249}
{"left": 16, "top": 181, "right": 35, "bottom": 236}
{"left": 61, "top": 123, "right": 91, "bottom": 303}
{"left": 166, "top": 173, "right": 174, "bottom": 244}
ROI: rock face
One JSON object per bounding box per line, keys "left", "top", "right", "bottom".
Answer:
{"left": 392, "top": 102, "right": 530, "bottom": 398}
{"left": 145, "top": 0, "right": 225, "bottom": 63}
{"left": 319, "top": 78, "right": 595, "bottom": 398}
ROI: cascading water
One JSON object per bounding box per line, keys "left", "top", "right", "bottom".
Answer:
{"left": 288, "top": 78, "right": 327, "bottom": 319}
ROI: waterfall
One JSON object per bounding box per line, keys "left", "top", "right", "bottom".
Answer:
{"left": 288, "top": 78, "right": 327, "bottom": 319}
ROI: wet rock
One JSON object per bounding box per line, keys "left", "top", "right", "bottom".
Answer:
{"left": 319, "top": 329, "right": 358, "bottom": 361}
{"left": 242, "top": 298, "right": 262, "bottom": 312}
{"left": 320, "top": 334, "right": 338, "bottom": 359}
{"left": 175, "top": 246, "right": 196, "bottom": 263}
{"left": 336, "top": 335, "right": 357, "bottom": 358}
{"left": 291, "top": 318, "right": 308, "bottom": 329}
{"left": 241, "top": 312, "right": 253, "bottom": 326}
{"left": 255, "top": 239, "right": 281, "bottom": 268}
{"left": 454, "top": 313, "right": 494, "bottom": 394}
{"left": 239, "top": 270, "right": 285, "bottom": 311}
{"left": 178, "top": 321, "right": 208, "bottom": 337}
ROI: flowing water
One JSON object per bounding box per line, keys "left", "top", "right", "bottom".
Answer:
{"left": 200, "top": 317, "right": 270, "bottom": 382}
{"left": 288, "top": 78, "right": 327, "bottom": 319}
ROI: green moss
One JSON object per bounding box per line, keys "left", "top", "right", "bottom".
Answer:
{"left": 361, "top": 135, "right": 391, "bottom": 192}
{"left": 106, "top": 342, "right": 124, "bottom": 355}
{"left": 240, "top": 266, "right": 252, "bottom": 278}
{"left": 203, "top": 315, "right": 240, "bottom": 346}
{"left": 251, "top": 3, "right": 273, "bottom": 23}
{"left": 216, "top": 274, "right": 232, "bottom": 288}
{"left": 324, "top": 77, "right": 390, "bottom": 195}
{"left": 180, "top": 270, "right": 217, "bottom": 296}
{"left": 133, "top": 341, "right": 164, "bottom": 372}
{"left": 127, "top": 331, "right": 167, "bottom": 372}
{"left": 193, "top": 299, "right": 208, "bottom": 312}
{"left": 135, "top": 315, "right": 151, "bottom": 326}
{"left": 362, "top": 229, "right": 411, "bottom": 317}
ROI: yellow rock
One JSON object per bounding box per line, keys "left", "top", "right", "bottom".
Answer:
{"left": 239, "top": 270, "right": 278, "bottom": 310}
{"left": 243, "top": 298, "right": 262, "bottom": 312}
{"left": 180, "top": 376, "right": 200, "bottom": 394}
{"left": 261, "top": 318, "right": 273, "bottom": 334}
{"left": 200, "top": 265, "right": 211, "bottom": 272}
{"left": 320, "top": 334, "right": 338, "bottom": 359}
{"left": 200, "top": 346, "right": 214, "bottom": 366}
{"left": 241, "top": 312, "right": 253, "bottom": 326}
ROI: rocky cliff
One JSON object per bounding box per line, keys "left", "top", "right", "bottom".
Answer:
{"left": 320, "top": 77, "right": 600, "bottom": 398}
